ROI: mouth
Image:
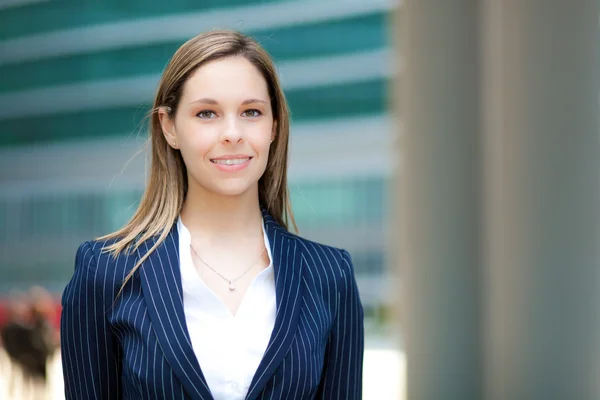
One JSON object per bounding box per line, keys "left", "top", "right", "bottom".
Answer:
{"left": 210, "top": 157, "right": 252, "bottom": 166}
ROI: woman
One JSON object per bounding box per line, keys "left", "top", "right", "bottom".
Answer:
{"left": 60, "top": 30, "right": 364, "bottom": 400}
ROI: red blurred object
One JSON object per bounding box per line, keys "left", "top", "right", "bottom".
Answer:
{"left": 0, "top": 291, "right": 62, "bottom": 333}
{"left": 0, "top": 300, "right": 9, "bottom": 329}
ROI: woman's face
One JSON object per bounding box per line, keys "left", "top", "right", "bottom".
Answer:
{"left": 161, "top": 56, "right": 275, "bottom": 198}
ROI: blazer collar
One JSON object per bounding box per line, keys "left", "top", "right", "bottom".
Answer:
{"left": 138, "top": 209, "right": 304, "bottom": 400}
{"left": 245, "top": 209, "right": 304, "bottom": 399}
{"left": 138, "top": 223, "right": 213, "bottom": 400}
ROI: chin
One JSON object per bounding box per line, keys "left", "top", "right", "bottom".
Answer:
{"left": 208, "top": 181, "right": 257, "bottom": 198}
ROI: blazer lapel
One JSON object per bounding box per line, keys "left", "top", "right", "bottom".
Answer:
{"left": 138, "top": 224, "right": 213, "bottom": 400}
{"left": 245, "top": 210, "right": 304, "bottom": 399}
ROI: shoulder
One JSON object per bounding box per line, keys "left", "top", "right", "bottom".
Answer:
{"left": 286, "top": 232, "right": 356, "bottom": 286}
{"left": 76, "top": 236, "right": 136, "bottom": 268}
{"left": 286, "top": 233, "right": 363, "bottom": 319}
{"left": 66, "top": 237, "right": 139, "bottom": 293}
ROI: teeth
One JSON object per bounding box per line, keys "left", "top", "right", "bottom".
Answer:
{"left": 212, "top": 158, "right": 250, "bottom": 165}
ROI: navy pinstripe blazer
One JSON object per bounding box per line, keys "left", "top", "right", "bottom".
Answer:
{"left": 61, "top": 210, "right": 364, "bottom": 399}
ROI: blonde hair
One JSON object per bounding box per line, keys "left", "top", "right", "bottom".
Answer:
{"left": 99, "top": 30, "right": 296, "bottom": 294}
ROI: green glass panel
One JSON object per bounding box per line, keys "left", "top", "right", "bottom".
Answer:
{"left": 352, "top": 251, "right": 384, "bottom": 275}
{"left": 4, "top": 177, "right": 386, "bottom": 239}
{"left": 0, "top": 0, "right": 283, "bottom": 40}
{"left": 0, "top": 200, "right": 6, "bottom": 241}
{"left": 105, "top": 190, "right": 142, "bottom": 232}
{"left": 1, "top": 260, "right": 75, "bottom": 285}
{"left": 0, "top": 106, "right": 151, "bottom": 147}
{"left": 0, "top": 79, "right": 386, "bottom": 147}
{"left": 290, "top": 176, "right": 386, "bottom": 228}
{"left": 0, "top": 13, "right": 386, "bottom": 93}
{"left": 0, "top": 176, "right": 387, "bottom": 291}
{"left": 287, "top": 79, "right": 387, "bottom": 120}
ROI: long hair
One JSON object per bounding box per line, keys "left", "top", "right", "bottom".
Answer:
{"left": 99, "top": 30, "right": 296, "bottom": 294}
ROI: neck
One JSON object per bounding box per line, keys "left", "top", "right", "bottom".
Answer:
{"left": 180, "top": 183, "right": 263, "bottom": 243}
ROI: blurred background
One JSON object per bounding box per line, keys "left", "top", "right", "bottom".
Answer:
{"left": 0, "top": 0, "right": 401, "bottom": 398}
{"left": 2, "top": 0, "right": 600, "bottom": 399}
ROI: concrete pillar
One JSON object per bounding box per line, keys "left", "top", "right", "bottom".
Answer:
{"left": 482, "top": 1, "right": 600, "bottom": 399}
{"left": 394, "top": 2, "right": 482, "bottom": 399}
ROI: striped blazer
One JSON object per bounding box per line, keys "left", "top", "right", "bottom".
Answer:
{"left": 60, "top": 209, "right": 364, "bottom": 399}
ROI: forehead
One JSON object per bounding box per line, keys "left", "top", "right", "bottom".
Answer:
{"left": 181, "top": 56, "right": 270, "bottom": 102}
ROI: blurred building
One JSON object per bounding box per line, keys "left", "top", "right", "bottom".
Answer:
{"left": 0, "top": 0, "right": 395, "bottom": 325}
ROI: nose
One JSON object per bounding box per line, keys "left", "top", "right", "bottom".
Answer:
{"left": 220, "top": 115, "right": 243, "bottom": 143}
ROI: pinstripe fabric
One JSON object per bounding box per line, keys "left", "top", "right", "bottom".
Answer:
{"left": 61, "top": 209, "right": 364, "bottom": 399}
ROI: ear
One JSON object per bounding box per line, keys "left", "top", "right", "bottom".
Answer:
{"left": 158, "top": 107, "right": 178, "bottom": 149}
{"left": 271, "top": 120, "right": 278, "bottom": 143}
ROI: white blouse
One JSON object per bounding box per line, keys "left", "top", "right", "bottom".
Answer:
{"left": 177, "top": 218, "right": 276, "bottom": 400}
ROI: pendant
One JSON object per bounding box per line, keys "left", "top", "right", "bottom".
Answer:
{"left": 229, "top": 281, "right": 235, "bottom": 291}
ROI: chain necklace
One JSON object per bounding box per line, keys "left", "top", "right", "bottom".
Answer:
{"left": 189, "top": 243, "right": 267, "bottom": 291}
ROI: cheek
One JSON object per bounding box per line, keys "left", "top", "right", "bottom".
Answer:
{"left": 249, "top": 121, "right": 275, "bottom": 147}
{"left": 179, "top": 123, "right": 217, "bottom": 152}
{"left": 178, "top": 136, "right": 214, "bottom": 170}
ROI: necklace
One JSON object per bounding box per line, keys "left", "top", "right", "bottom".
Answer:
{"left": 189, "top": 243, "right": 267, "bottom": 291}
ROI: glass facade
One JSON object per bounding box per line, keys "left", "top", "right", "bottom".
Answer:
{"left": 0, "top": 176, "right": 388, "bottom": 283}
{"left": 0, "top": 0, "right": 394, "bottom": 322}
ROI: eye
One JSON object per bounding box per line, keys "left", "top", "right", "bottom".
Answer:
{"left": 196, "top": 110, "right": 217, "bottom": 119}
{"left": 242, "top": 109, "right": 262, "bottom": 117}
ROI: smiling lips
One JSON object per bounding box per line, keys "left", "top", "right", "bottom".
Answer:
{"left": 211, "top": 158, "right": 250, "bottom": 165}
{"left": 210, "top": 155, "right": 252, "bottom": 171}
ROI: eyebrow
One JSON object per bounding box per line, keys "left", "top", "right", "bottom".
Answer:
{"left": 188, "top": 98, "right": 268, "bottom": 106}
